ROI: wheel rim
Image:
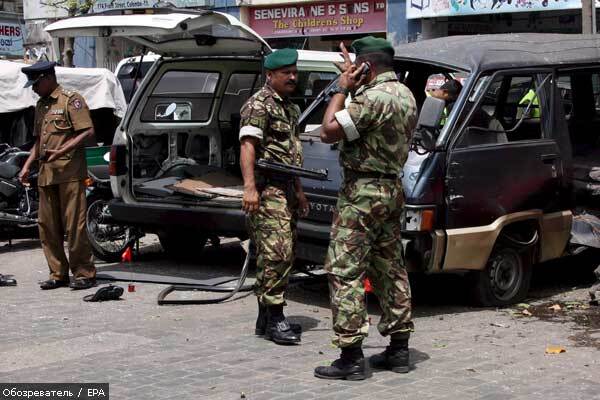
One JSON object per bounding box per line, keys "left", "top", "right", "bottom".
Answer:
{"left": 86, "top": 199, "right": 130, "bottom": 254}
{"left": 489, "top": 248, "right": 523, "bottom": 302}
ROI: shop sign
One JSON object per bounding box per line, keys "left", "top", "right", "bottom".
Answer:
{"left": 91, "top": 0, "right": 212, "bottom": 12}
{"left": 0, "top": 21, "right": 24, "bottom": 57}
{"left": 407, "top": 0, "right": 600, "bottom": 19}
{"left": 249, "top": 0, "right": 387, "bottom": 38}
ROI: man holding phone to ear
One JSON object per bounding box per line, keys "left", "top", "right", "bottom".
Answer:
{"left": 314, "top": 37, "right": 418, "bottom": 380}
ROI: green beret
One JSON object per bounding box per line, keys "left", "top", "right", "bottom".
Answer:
{"left": 264, "top": 48, "right": 298, "bottom": 70}
{"left": 351, "top": 36, "right": 395, "bottom": 57}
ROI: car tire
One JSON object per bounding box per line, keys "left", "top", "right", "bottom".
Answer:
{"left": 158, "top": 231, "right": 208, "bottom": 260}
{"left": 471, "top": 244, "right": 533, "bottom": 307}
{"left": 86, "top": 194, "right": 133, "bottom": 263}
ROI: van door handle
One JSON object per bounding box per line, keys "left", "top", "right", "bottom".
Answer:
{"left": 541, "top": 154, "right": 558, "bottom": 164}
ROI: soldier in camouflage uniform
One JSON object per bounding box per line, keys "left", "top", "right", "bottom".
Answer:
{"left": 314, "top": 37, "right": 418, "bottom": 380}
{"left": 239, "top": 48, "right": 308, "bottom": 345}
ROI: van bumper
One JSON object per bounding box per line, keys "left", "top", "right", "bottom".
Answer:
{"left": 108, "top": 199, "right": 248, "bottom": 237}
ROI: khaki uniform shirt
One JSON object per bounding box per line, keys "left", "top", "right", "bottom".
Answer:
{"left": 335, "top": 71, "right": 418, "bottom": 175}
{"left": 34, "top": 85, "right": 93, "bottom": 187}
{"left": 239, "top": 85, "right": 303, "bottom": 167}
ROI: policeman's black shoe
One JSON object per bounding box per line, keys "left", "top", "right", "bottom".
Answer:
{"left": 264, "top": 305, "right": 301, "bottom": 345}
{"left": 255, "top": 300, "right": 301, "bottom": 336}
{"left": 314, "top": 345, "right": 368, "bottom": 381}
{"left": 370, "top": 333, "right": 410, "bottom": 373}
{"left": 40, "top": 279, "right": 69, "bottom": 290}
{"left": 69, "top": 278, "right": 96, "bottom": 290}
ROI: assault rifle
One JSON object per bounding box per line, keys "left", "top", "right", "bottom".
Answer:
{"left": 255, "top": 159, "right": 329, "bottom": 181}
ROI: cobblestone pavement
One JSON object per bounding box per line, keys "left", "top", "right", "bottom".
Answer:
{"left": 1, "top": 237, "right": 599, "bottom": 400}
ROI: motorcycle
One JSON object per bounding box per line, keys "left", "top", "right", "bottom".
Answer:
{"left": 0, "top": 143, "right": 39, "bottom": 243}
{"left": 0, "top": 143, "right": 138, "bottom": 261}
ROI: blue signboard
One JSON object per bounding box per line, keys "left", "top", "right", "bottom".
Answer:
{"left": 0, "top": 20, "right": 24, "bottom": 57}
{"left": 407, "top": 0, "right": 599, "bottom": 19}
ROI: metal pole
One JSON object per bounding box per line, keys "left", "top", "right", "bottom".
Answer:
{"left": 582, "top": 0, "right": 596, "bottom": 33}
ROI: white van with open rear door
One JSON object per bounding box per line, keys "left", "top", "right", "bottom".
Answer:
{"left": 46, "top": 8, "right": 345, "bottom": 257}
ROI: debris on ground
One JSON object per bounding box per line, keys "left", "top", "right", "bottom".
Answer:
{"left": 490, "top": 322, "right": 509, "bottom": 328}
{"left": 545, "top": 345, "right": 566, "bottom": 355}
{"left": 511, "top": 300, "right": 600, "bottom": 350}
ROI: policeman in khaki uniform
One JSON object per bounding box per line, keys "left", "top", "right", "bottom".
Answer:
{"left": 19, "top": 61, "right": 97, "bottom": 290}
{"left": 314, "top": 37, "right": 418, "bottom": 380}
{"left": 239, "top": 49, "right": 309, "bottom": 345}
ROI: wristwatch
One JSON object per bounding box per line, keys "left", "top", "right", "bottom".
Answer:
{"left": 330, "top": 83, "right": 350, "bottom": 97}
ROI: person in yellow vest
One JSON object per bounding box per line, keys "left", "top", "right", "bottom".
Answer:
{"left": 518, "top": 88, "right": 540, "bottom": 118}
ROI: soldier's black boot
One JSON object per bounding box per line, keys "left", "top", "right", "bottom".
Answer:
{"left": 370, "top": 332, "right": 410, "bottom": 373}
{"left": 264, "top": 305, "right": 301, "bottom": 345}
{"left": 314, "top": 345, "right": 368, "bottom": 381}
{"left": 255, "top": 300, "right": 302, "bottom": 336}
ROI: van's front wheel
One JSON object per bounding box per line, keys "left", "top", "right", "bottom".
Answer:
{"left": 472, "top": 245, "right": 532, "bottom": 307}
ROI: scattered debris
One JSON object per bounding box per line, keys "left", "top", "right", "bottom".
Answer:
{"left": 490, "top": 322, "right": 509, "bottom": 328}
{"left": 466, "top": 368, "right": 477, "bottom": 373}
{"left": 433, "top": 343, "right": 447, "bottom": 349}
{"left": 545, "top": 345, "right": 566, "bottom": 355}
{"left": 511, "top": 300, "right": 600, "bottom": 350}
{"left": 516, "top": 303, "right": 531, "bottom": 309}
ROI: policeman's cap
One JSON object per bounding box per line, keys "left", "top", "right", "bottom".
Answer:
{"left": 264, "top": 48, "right": 298, "bottom": 71}
{"left": 351, "top": 36, "right": 395, "bottom": 57}
{"left": 21, "top": 61, "right": 57, "bottom": 88}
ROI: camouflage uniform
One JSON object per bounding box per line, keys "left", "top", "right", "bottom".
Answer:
{"left": 239, "top": 84, "right": 302, "bottom": 306}
{"left": 326, "top": 71, "right": 418, "bottom": 348}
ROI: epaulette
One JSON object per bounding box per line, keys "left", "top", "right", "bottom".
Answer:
{"left": 254, "top": 89, "right": 268, "bottom": 102}
{"left": 61, "top": 88, "right": 75, "bottom": 97}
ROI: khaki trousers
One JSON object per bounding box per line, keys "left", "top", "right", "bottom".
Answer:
{"left": 38, "top": 180, "right": 95, "bottom": 281}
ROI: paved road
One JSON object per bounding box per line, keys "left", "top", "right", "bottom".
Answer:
{"left": 0, "top": 237, "right": 599, "bottom": 400}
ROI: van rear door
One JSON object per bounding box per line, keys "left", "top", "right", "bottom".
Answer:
{"left": 45, "top": 8, "right": 270, "bottom": 57}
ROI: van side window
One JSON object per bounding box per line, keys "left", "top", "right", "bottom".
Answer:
{"left": 558, "top": 70, "right": 600, "bottom": 156}
{"left": 219, "top": 73, "right": 258, "bottom": 122}
{"left": 290, "top": 71, "right": 337, "bottom": 112}
{"left": 141, "top": 70, "right": 220, "bottom": 122}
{"left": 457, "top": 73, "right": 551, "bottom": 148}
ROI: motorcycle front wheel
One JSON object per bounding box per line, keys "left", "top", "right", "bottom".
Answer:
{"left": 86, "top": 194, "right": 133, "bottom": 263}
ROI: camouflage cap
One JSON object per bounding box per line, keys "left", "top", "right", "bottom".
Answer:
{"left": 351, "top": 36, "right": 394, "bottom": 57}
{"left": 264, "top": 48, "right": 298, "bottom": 70}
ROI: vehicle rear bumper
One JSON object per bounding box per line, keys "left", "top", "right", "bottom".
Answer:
{"left": 108, "top": 199, "right": 248, "bottom": 237}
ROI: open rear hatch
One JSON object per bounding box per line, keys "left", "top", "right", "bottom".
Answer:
{"left": 45, "top": 8, "right": 270, "bottom": 57}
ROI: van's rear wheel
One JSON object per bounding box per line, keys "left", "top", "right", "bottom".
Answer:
{"left": 158, "top": 231, "right": 208, "bottom": 260}
{"left": 472, "top": 245, "right": 532, "bottom": 307}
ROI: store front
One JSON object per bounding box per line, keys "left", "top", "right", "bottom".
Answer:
{"left": 407, "top": 0, "right": 597, "bottom": 38}
{"left": 242, "top": 0, "right": 388, "bottom": 51}
{"left": 0, "top": 14, "right": 25, "bottom": 59}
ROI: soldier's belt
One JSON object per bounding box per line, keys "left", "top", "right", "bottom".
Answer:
{"left": 344, "top": 169, "right": 399, "bottom": 180}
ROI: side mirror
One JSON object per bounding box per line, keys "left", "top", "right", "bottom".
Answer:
{"left": 417, "top": 96, "right": 445, "bottom": 130}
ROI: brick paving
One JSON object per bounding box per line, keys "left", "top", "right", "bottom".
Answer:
{"left": 0, "top": 237, "right": 599, "bottom": 399}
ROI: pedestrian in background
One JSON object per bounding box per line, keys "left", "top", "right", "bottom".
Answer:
{"left": 314, "top": 37, "right": 418, "bottom": 380}
{"left": 19, "top": 61, "right": 96, "bottom": 290}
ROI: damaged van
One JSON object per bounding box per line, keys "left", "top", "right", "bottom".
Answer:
{"left": 45, "top": 8, "right": 344, "bottom": 255}
{"left": 300, "top": 34, "right": 600, "bottom": 306}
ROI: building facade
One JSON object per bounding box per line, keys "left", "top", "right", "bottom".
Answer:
{"left": 0, "top": 0, "right": 25, "bottom": 59}
{"left": 407, "top": 0, "right": 598, "bottom": 38}
{"left": 238, "top": 0, "right": 420, "bottom": 50}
